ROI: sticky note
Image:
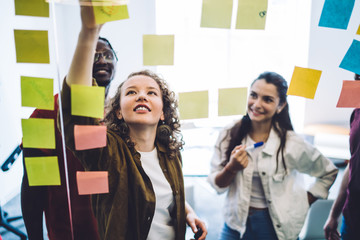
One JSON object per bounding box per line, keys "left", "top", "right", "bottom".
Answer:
{"left": 14, "top": 30, "right": 50, "bottom": 64}
{"left": 336, "top": 80, "right": 360, "bottom": 108}
{"left": 74, "top": 125, "right": 107, "bottom": 150}
{"left": 318, "top": 0, "right": 355, "bottom": 30}
{"left": 287, "top": 66, "right": 322, "bottom": 99}
{"left": 143, "top": 35, "right": 174, "bottom": 66}
{"left": 21, "top": 76, "right": 54, "bottom": 110}
{"left": 93, "top": 3, "right": 129, "bottom": 24}
{"left": 339, "top": 40, "right": 360, "bottom": 74}
{"left": 356, "top": 25, "right": 360, "bottom": 35}
{"left": 22, "top": 118, "right": 55, "bottom": 149}
{"left": 236, "top": 0, "right": 268, "bottom": 30}
{"left": 25, "top": 156, "right": 60, "bottom": 186}
{"left": 178, "top": 91, "right": 208, "bottom": 120}
{"left": 14, "top": 0, "right": 49, "bottom": 17}
{"left": 76, "top": 171, "right": 109, "bottom": 195}
{"left": 218, "top": 88, "right": 247, "bottom": 116}
{"left": 71, "top": 84, "right": 105, "bottom": 118}
{"left": 200, "top": 0, "right": 233, "bottom": 29}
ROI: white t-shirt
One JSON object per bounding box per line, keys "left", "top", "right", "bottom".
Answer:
{"left": 139, "top": 148, "right": 175, "bottom": 240}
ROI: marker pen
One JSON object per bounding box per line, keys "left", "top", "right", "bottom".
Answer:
{"left": 245, "top": 141, "right": 264, "bottom": 151}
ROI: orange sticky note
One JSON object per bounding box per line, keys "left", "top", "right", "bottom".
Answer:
{"left": 74, "top": 125, "right": 107, "bottom": 150}
{"left": 336, "top": 80, "right": 360, "bottom": 108}
{"left": 287, "top": 66, "right": 322, "bottom": 99}
{"left": 76, "top": 171, "right": 109, "bottom": 195}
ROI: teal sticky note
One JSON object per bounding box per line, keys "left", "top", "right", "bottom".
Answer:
{"left": 339, "top": 40, "right": 360, "bottom": 74}
{"left": 21, "top": 76, "right": 54, "bottom": 110}
{"left": 319, "top": 0, "right": 355, "bottom": 30}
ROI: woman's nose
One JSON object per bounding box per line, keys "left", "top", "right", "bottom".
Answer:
{"left": 136, "top": 93, "right": 147, "bottom": 101}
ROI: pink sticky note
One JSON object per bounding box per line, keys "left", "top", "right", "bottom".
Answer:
{"left": 336, "top": 80, "right": 360, "bottom": 108}
{"left": 76, "top": 171, "right": 109, "bottom": 195}
{"left": 74, "top": 125, "right": 107, "bottom": 150}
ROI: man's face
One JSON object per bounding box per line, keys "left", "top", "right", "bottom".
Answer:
{"left": 93, "top": 39, "right": 117, "bottom": 88}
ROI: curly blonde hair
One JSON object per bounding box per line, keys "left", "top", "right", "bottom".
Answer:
{"left": 104, "top": 70, "right": 183, "bottom": 159}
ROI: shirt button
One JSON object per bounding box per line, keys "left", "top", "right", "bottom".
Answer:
{"left": 267, "top": 200, "right": 272, "bottom": 204}
{"left": 276, "top": 224, "right": 281, "bottom": 228}
{"left": 262, "top": 172, "right": 266, "bottom": 176}
{"left": 147, "top": 216, "right": 151, "bottom": 221}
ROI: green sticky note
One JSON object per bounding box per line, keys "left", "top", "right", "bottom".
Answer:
{"left": 14, "top": 0, "right": 49, "bottom": 17}
{"left": 287, "top": 66, "right": 322, "bottom": 99}
{"left": 25, "top": 156, "right": 61, "bottom": 186}
{"left": 200, "top": 0, "right": 233, "bottom": 29}
{"left": 178, "top": 91, "right": 208, "bottom": 120}
{"left": 21, "top": 76, "right": 54, "bottom": 110}
{"left": 143, "top": 35, "right": 174, "bottom": 66}
{"left": 218, "top": 88, "right": 247, "bottom": 116}
{"left": 236, "top": 0, "right": 268, "bottom": 30}
{"left": 71, "top": 84, "right": 105, "bottom": 118}
{"left": 93, "top": 3, "right": 129, "bottom": 24}
{"left": 22, "top": 118, "right": 55, "bottom": 149}
{"left": 14, "top": 30, "right": 50, "bottom": 64}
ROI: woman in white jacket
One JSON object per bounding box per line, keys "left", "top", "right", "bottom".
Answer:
{"left": 208, "top": 72, "right": 338, "bottom": 240}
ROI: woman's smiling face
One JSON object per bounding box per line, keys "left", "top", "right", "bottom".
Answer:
{"left": 247, "top": 78, "right": 284, "bottom": 125}
{"left": 117, "top": 75, "right": 164, "bottom": 127}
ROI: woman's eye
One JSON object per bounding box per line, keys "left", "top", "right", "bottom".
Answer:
{"left": 126, "top": 90, "right": 136, "bottom": 95}
{"left": 250, "top": 92, "right": 257, "bottom": 98}
{"left": 148, "top": 91, "right": 157, "bottom": 96}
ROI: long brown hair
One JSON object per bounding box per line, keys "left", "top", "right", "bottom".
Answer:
{"left": 104, "top": 70, "right": 184, "bottom": 159}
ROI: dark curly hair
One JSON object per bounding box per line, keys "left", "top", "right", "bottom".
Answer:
{"left": 104, "top": 70, "right": 183, "bottom": 159}
{"left": 221, "top": 72, "right": 293, "bottom": 174}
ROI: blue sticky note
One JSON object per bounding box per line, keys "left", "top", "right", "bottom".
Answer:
{"left": 318, "top": 0, "right": 355, "bottom": 30}
{"left": 339, "top": 40, "right": 360, "bottom": 74}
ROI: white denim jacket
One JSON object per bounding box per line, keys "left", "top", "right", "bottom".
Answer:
{"left": 208, "top": 123, "right": 338, "bottom": 240}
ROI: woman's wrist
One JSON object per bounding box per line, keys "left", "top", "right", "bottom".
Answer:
{"left": 224, "top": 164, "right": 237, "bottom": 174}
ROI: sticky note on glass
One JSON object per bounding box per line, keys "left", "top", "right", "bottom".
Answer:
{"left": 336, "top": 80, "right": 360, "bottom": 108}
{"left": 21, "top": 76, "right": 54, "bottom": 110}
{"left": 218, "top": 88, "right": 247, "bottom": 116}
{"left": 236, "top": 0, "right": 268, "bottom": 30}
{"left": 339, "top": 40, "right": 360, "bottom": 74}
{"left": 74, "top": 125, "right": 107, "bottom": 150}
{"left": 14, "top": 0, "right": 49, "bottom": 17}
{"left": 93, "top": 3, "right": 129, "bottom": 24}
{"left": 76, "top": 171, "right": 109, "bottom": 195}
{"left": 178, "top": 91, "right": 208, "bottom": 120}
{"left": 22, "top": 118, "right": 55, "bottom": 149}
{"left": 356, "top": 25, "right": 360, "bottom": 35}
{"left": 14, "top": 30, "right": 50, "bottom": 64}
{"left": 287, "top": 66, "right": 322, "bottom": 99}
{"left": 25, "top": 156, "right": 60, "bottom": 186}
{"left": 143, "top": 35, "right": 174, "bottom": 66}
{"left": 318, "top": 0, "right": 355, "bottom": 30}
{"left": 200, "top": 0, "right": 233, "bottom": 29}
{"left": 71, "top": 84, "right": 105, "bottom": 118}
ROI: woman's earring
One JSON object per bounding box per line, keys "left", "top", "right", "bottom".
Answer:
{"left": 157, "top": 121, "right": 172, "bottom": 141}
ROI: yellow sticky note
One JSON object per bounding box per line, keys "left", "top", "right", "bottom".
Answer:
{"left": 200, "top": 0, "right": 233, "bottom": 29}
{"left": 21, "top": 76, "right": 54, "bottom": 110}
{"left": 356, "top": 24, "right": 360, "bottom": 35}
{"left": 14, "top": 0, "right": 49, "bottom": 17}
{"left": 218, "top": 88, "right": 247, "bottom": 116}
{"left": 93, "top": 3, "right": 129, "bottom": 24}
{"left": 25, "top": 156, "right": 60, "bottom": 186}
{"left": 71, "top": 84, "right": 105, "bottom": 118}
{"left": 236, "top": 0, "right": 268, "bottom": 30}
{"left": 178, "top": 91, "right": 208, "bottom": 120}
{"left": 14, "top": 30, "right": 50, "bottom": 64}
{"left": 287, "top": 66, "right": 322, "bottom": 99}
{"left": 77, "top": 171, "right": 109, "bottom": 195}
{"left": 143, "top": 35, "right": 174, "bottom": 66}
{"left": 22, "top": 118, "right": 55, "bottom": 149}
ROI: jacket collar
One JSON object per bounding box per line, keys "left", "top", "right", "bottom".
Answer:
{"left": 262, "top": 127, "right": 281, "bottom": 156}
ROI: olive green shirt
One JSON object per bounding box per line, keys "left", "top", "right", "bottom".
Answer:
{"left": 61, "top": 81, "right": 186, "bottom": 240}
